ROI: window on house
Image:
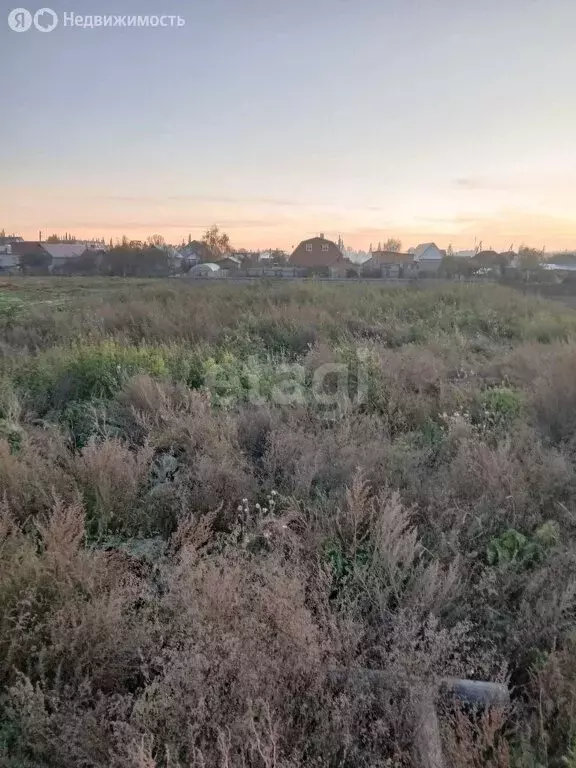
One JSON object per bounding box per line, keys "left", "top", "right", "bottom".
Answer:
{"left": 322, "top": 244, "right": 329, "bottom": 252}
{"left": 306, "top": 244, "right": 313, "bottom": 252}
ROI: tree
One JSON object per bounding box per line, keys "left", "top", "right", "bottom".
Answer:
{"left": 440, "top": 255, "right": 475, "bottom": 279}
{"left": 382, "top": 238, "right": 402, "bottom": 252}
{"left": 46, "top": 233, "right": 77, "bottom": 243}
{"left": 518, "top": 245, "right": 544, "bottom": 271}
{"left": 20, "top": 250, "right": 51, "bottom": 274}
{"left": 202, "top": 225, "right": 231, "bottom": 257}
{"left": 268, "top": 249, "right": 288, "bottom": 265}
{"left": 102, "top": 243, "right": 171, "bottom": 277}
{"left": 57, "top": 250, "right": 102, "bottom": 276}
{"left": 147, "top": 234, "right": 165, "bottom": 247}
{"left": 469, "top": 250, "right": 509, "bottom": 277}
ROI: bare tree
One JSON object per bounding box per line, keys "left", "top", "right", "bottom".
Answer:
{"left": 202, "top": 225, "right": 232, "bottom": 257}
{"left": 46, "top": 233, "right": 77, "bottom": 243}
{"left": 518, "top": 245, "right": 544, "bottom": 271}
{"left": 147, "top": 234, "right": 165, "bottom": 247}
{"left": 382, "top": 238, "right": 402, "bottom": 252}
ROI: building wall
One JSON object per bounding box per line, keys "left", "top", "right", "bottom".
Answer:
{"left": 418, "top": 245, "right": 444, "bottom": 262}
{"left": 418, "top": 258, "right": 442, "bottom": 274}
{"left": 369, "top": 251, "right": 412, "bottom": 266}
{"left": 0, "top": 253, "right": 19, "bottom": 269}
{"left": 291, "top": 237, "right": 344, "bottom": 268}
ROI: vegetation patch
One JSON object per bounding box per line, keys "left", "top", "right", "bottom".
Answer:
{"left": 0, "top": 278, "right": 575, "bottom": 766}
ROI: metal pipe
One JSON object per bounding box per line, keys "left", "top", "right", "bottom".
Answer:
{"left": 328, "top": 668, "right": 509, "bottom": 708}
{"left": 328, "top": 667, "right": 510, "bottom": 767}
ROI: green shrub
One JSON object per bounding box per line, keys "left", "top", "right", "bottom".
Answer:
{"left": 239, "top": 317, "right": 318, "bottom": 357}
{"left": 14, "top": 341, "right": 170, "bottom": 412}
{"left": 476, "top": 386, "right": 524, "bottom": 433}
{"left": 486, "top": 521, "right": 560, "bottom": 569}
{"left": 60, "top": 398, "right": 128, "bottom": 449}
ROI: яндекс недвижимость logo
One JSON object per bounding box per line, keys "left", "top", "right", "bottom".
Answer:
{"left": 8, "top": 7, "right": 58, "bottom": 31}
{"left": 7, "top": 8, "right": 185, "bottom": 30}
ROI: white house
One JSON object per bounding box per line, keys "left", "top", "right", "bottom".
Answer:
{"left": 412, "top": 242, "right": 445, "bottom": 273}
{"left": 0, "top": 244, "right": 19, "bottom": 271}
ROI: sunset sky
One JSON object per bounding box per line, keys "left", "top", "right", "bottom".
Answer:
{"left": 2, "top": 0, "right": 576, "bottom": 251}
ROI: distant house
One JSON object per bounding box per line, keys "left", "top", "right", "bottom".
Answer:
{"left": 412, "top": 242, "right": 445, "bottom": 273}
{"left": 0, "top": 245, "right": 19, "bottom": 272}
{"left": 179, "top": 241, "right": 215, "bottom": 266}
{"left": 363, "top": 250, "right": 415, "bottom": 276}
{"left": 219, "top": 255, "right": 242, "bottom": 271}
{"left": 77, "top": 240, "right": 108, "bottom": 252}
{"left": 454, "top": 250, "right": 476, "bottom": 259}
{"left": 229, "top": 250, "right": 258, "bottom": 264}
{"left": 367, "top": 250, "right": 413, "bottom": 266}
{"left": 475, "top": 250, "right": 505, "bottom": 265}
{"left": 290, "top": 234, "right": 345, "bottom": 269}
{"left": 472, "top": 250, "right": 511, "bottom": 277}
{"left": 240, "top": 252, "right": 262, "bottom": 268}
{"left": 41, "top": 243, "right": 88, "bottom": 273}
{"left": 0, "top": 235, "right": 23, "bottom": 247}
{"left": 10, "top": 241, "right": 52, "bottom": 273}
{"left": 328, "top": 258, "right": 358, "bottom": 278}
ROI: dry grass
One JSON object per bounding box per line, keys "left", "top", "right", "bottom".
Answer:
{"left": 0, "top": 278, "right": 576, "bottom": 765}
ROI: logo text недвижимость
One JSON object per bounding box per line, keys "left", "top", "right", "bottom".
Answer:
{"left": 7, "top": 8, "right": 185, "bottom": 31}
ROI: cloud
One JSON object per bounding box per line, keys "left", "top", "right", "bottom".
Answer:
{"left": 67, "top": 219, "right": 286, "bottom": 231}
{"left": 454, "top": 177, "right": 480, "bottom": 189}
{"left": 99, "top": 193, "right": 390, "bottom": 214}
{"left": 414, "top": 215, "right": 479, "bottom": 226}
{"left": 338, "top": 207, "right": 576, "bottom": 251}
{"left": 102, "top": 194, "right": 311, "bottom": 207}
{"left": 453, "top": 177, "right": 512, "bottom": 192}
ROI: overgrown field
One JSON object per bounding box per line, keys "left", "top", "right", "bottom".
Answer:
{"left": 1, "top": 277, "right": 576, "bottom": 766}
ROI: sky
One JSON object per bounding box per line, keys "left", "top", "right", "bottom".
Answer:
{"left": 2, "top": 0, "right": 576, "bottom": 252}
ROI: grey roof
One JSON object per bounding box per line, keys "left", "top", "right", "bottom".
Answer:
{"left": 41, "top": 244, "right": 86, "bottom": 260}
{"left": 413, "top": 242, "right": 443, "bottom": 261}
